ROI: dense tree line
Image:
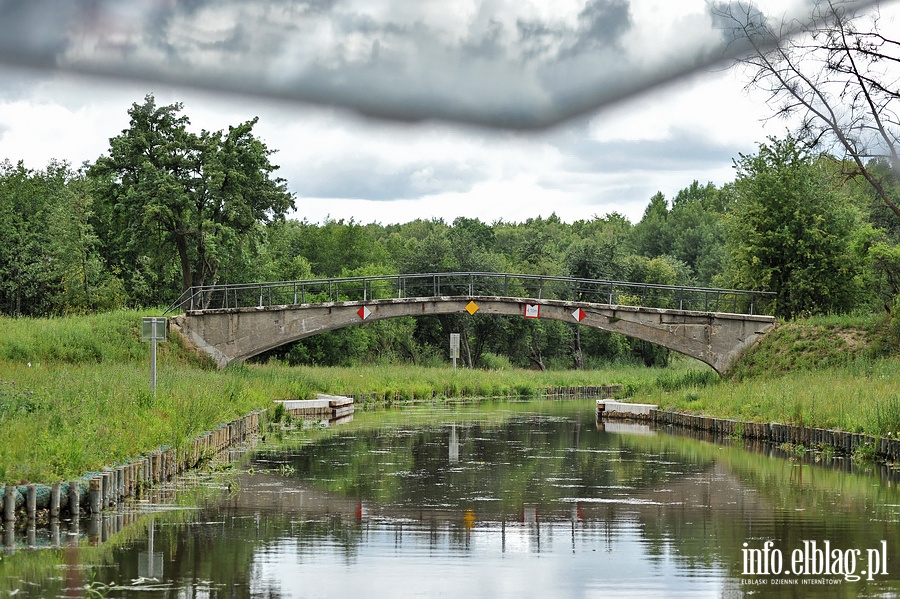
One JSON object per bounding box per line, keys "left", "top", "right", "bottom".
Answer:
{"left": 2, "top": 95, "right": 900, "bottom": 369}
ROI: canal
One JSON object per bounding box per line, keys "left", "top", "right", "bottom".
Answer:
{"left": 2, "top": 399, "right": 900, "bottom": 597}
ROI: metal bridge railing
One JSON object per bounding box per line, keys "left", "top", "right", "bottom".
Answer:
{"left": 163, "top": 272, "right": 776, "bottom": 316}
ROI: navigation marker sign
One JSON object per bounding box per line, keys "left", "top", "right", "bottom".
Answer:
{"left": 450, "top": 333, "right": 460, "bottom": 370}
{"left": 357, "top": 306, "right": 371, "bottom": 320}
{"left": 141, "top": 317, "right": 167, "bottom": 342}
{"left": 572, "top": 308, "right": 586, "bottom": 322}
{"left": 141, "top": 317, "right": 167, "bottom": 395}
{"left": 524, "top": 304, "right": 540, "bottom": 319}
{"left": 465, "top": 301, "right": 480, "bottom": 315}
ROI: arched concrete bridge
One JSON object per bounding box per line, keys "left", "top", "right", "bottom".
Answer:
{"left": 165, "top": 272, "right": 776, "bottom": 374}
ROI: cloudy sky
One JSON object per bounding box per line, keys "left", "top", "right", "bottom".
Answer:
{"left": 0, "top": 0, "right": 886, "bottom": 225}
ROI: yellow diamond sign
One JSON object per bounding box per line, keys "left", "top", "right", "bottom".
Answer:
{"left": 465, "top": 301, "right": 480, "bottom": 315}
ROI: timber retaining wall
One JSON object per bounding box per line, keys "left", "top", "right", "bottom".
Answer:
{"left": 2, "top": 409, "right": 267, "bottom": 524}
{"left": 610, "top": 408, "right": 900, "bottom": 462}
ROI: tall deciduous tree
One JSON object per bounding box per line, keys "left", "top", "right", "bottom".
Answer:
{"left": 89, "top": 95, "right": 294, "bottom": 296}
{"left": 0, "top": 160, "right": 57, "bottom": 316}
{"left": 727, "top": 137, "right": 862, "bottom": 318}
{"left": 0, "top": 160, "right": 119, "bottom": 316}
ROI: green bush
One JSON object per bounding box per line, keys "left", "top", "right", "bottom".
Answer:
{"left": 479, "top": 352, "right": 513, "bottom": 370}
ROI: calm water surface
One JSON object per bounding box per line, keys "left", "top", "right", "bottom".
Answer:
{"left": 3, "top": 400, "right": 900, "bottom": 598}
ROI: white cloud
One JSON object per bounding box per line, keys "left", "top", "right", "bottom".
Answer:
{"left": 0, "top": 0, "right": 849, "bottom": 226}
{"left": 587, "top": 68, "right": 776, "bottom": 147}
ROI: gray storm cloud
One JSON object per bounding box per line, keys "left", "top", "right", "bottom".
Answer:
{"left": 0, "top": 0, "right": 879, "bottom": 128}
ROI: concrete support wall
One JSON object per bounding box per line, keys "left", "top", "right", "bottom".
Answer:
{"left": 171, "top": 296, "right": 775, "bottom": 374}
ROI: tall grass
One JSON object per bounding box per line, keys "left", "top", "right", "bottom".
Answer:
{"left": 639, "top": 352, "right": 900, "bottom": 434}
{"left": 0, "top": 310, "right": 684, "bottom": 483}
{"left": 0, "top": 309, "right": 207, "bottom": 366}
{"left": 0, "top": 311, "right": 314, "bottom": 481}
{"left": 5, "top": 309, "right": 898, "bottom": 483}
{"left": 0, "top": 360, "right": 316, "bottom": 482}
{"left": 290, "top": 362, "right": 669, "bottom": 402}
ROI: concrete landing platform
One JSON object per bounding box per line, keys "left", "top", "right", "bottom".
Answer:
{"left": 276, "top": 394, "right": 355, "bottom": 419}
{"left": 596, "top": 400, "right": 658, "bottom": 418}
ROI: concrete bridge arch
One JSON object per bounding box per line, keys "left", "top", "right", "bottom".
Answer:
{"left": 171, "top": 295, "right": 775, "bottom": 375}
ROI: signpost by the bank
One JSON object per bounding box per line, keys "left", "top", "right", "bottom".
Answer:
{"left": 450, "top": 333, "right": 460, "bottom": 371}
{"left": 142, "top": 317, "right": 167, "bottom": 394}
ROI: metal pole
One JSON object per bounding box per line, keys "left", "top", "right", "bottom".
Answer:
{"left": 150, "top": 337, "right": 157, "bottom": 395}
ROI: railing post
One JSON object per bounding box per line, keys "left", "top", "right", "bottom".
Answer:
{"left": 469, "top": 274, "right": 474, "bottom": 297}
{"left": 258, "top": 286, "right": 263, "bottom": 308}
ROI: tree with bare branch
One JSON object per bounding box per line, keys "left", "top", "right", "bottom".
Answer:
{"left": 716, "top": 0, "right": 900, "bottom": 217}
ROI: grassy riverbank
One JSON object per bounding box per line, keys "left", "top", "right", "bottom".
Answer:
{"left": 0, "top": 311, "right": 307, "bottom": 482}
{"left": 0, "top": 310, "right": 671, "bottom": 483}
{"left": 2, "top": 310, "right": 899, "bottom": 483}
{"left": 634, "top": 314, "right": 900, "bottom": 437}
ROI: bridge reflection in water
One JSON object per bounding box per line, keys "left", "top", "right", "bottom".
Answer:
{"left": 165, "top": 272, "right": 776, "bottom": 374}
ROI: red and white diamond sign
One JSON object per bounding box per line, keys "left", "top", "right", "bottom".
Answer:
{"left": 572, "top": 308, "right": 586, "bottom": 322}
{"left": 357, "top": 306, "right": 371, "bottom": 320}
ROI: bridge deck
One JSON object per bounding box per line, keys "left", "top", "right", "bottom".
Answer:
{"left": 166, "top": 272, "right": 774, "bottom": 316}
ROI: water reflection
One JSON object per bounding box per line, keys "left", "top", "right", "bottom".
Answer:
{"left": 3, "top": 401, "right": 900, "bottom": 597}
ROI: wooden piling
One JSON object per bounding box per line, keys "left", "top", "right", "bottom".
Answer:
{"left": 105, "top": 470, "right": 114, "bottom": 507}
{"left": 2, "top": 523, "right": 13, "bottom": 554}
{"left": 117, "top": 466, "right": 125, "bottom": 500}
{"left": 3, "top": 484, "right": 15, "bottom": 522}
{"left": 26, "top": 484, "right": 36, "bottom": 519}
{"left": 150, "top": 453, "right": 158, "bottom": 484}
{"left": 50, "top": 482, "right": 61, "bottom": 519}
{"left": 50, "top": 520, "right": 60, "bottom": 549}
{"left": 69, "top": 480, "right": 80, "bottom": 517}
{"left": 89, "top": 477, "right": 102, "bottom": 514}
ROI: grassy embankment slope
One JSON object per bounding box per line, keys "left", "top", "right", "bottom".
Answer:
{"left": 0, "top": 310, "right": 670, "bottom": 483}
{"left": 637, "top": 313, "right": 900, "bottom": 437}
